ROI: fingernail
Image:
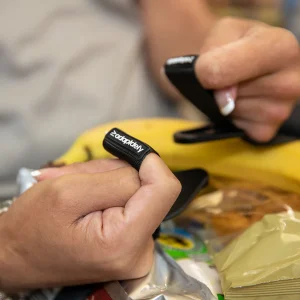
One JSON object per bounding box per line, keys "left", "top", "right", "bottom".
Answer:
{"left": 214, "top": 88, "right": 236, "bottom": 116}
{"left": 31, "top": 170, "right": 41, "bottom": 178}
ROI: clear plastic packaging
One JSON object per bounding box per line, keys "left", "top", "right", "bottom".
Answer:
{"left": 179, "top": 177, "right": 300, "bottom": 253}
{"left": 214, "top": 211, "right": 300, "bottom": 300}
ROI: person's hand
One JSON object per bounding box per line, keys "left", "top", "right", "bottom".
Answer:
{"left": 194, "top": 17, "right": 300, "bottom": 142}
{"left": 141, "top": 1, "right": 300, "bottom": 142}
{"left": 0, "top": 156, "right": 181, "bottom": 293}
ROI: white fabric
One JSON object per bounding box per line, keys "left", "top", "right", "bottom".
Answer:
{"left": 0, "top": 0, "right": 176, "bottom": 197}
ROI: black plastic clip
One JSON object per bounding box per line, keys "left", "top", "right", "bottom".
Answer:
{"left": 164, "top": 54, "right": 299, "bottom": 145}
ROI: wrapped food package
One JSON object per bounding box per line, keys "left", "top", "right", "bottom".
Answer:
{"left": 214, "top": 211, "right": 300, "bottom": 300}
{"left": 179, "top": 178, "right": 300, "bottom": 253}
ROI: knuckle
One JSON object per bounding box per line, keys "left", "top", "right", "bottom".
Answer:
{"left": 280, "top": 29, "right": 300, "bottom": 59}
{"left": 121, "top": 166, "right": 140, "bottom": 188}
{"left": 276, "top": 79, "right": 297, "bottom": 98}
{"left": 167, "top": 174, "right": 182, "bottom": 197}
{"left": 254, "top": 127, "right": 276, "bottom": 143}
{"left": 266, "top": 105, "right": 290, "bottom": 123}
{"left": 156, "top": 172, "right": 182, "bottom": 200}
{"left": 85, "top": 159, "right": 124, "bottom": 171}
{"left": 123, "top": 166, "right": 139, "bottom": 180}
{"left": 271, "top": 71, "right": 300, "bottom": 99}
{"left": 48, "top": 176, "right": 72, "bottom": 208}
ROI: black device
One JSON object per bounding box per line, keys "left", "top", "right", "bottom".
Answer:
{"left": 164, "top": 55, "right": 300, "bottom": 145}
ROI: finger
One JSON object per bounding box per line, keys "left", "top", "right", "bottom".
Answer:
{"left": 238, "top": 67, "right": 300, "bottom": 99}
{"left": 34, "top": 159, "right": 129, "bottom": 181}
{"left": 160, "top": 18, "right": 261, "bottom": 104}
{"left": 232, "top": 97, "right": 293, "bottom": 124}
{"left": 200, "top": 17, "right": 256, "bottom": 54}
{"left": 233, "top": 118, "right": 280, "bottom": 142}
{"left": 47, "top": 166, "right": 140, "bottom": 218}
{"left": 123, "top": 154, "right": 181, "bottom": 237}
{"left": 196, "top": 27, "right": 299, "bottom": 89}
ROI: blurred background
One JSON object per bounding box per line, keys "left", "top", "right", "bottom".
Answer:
{"left": 181, "top": 0, "right": 300, "bottom": 120}
{"left": 212, "top": 0, "right": 299, "bottom": 37}
{"left": 0, "top": 0, "right": 299, "bottom": 199}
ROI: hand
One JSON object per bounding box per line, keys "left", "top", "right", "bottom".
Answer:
{"left": 195, "top": 17, "right": 300, "bottom": 142}
{"left": 0, "top": 156, "right": 181, "bottom": 292}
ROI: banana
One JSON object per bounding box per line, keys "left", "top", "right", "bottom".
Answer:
{"left": 53, "top": 118, "right": 300, "bottom": 194}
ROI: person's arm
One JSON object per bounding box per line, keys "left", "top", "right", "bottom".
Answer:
{"left": 139, "top": 0, "right": 217, "bottom": 101}
{"left": 139, "top": 0, "right": 300, "bottom": 143}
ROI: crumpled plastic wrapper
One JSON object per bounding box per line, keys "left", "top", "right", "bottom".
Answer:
{"left": 0, "top": 168, "right": 36, "bottom": 215}
{"left": 180, "top": 178, "right": 300, "bottom": 254}
{"left": 16, "top": 168, "right": 37, "bottom": 195}
{"left": 105, "top": 243, "right": 216, "bottom": 300}
{"left": 16, "top": 168, "right": 216, "bottom": 300}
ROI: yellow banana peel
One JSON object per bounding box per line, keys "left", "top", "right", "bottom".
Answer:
{"left": 53, "top": 118, "right": 300, "bottom": 194}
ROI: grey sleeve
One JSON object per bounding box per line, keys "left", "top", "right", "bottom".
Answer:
{"left": 102, "top": 0, "right": 136, "bottom": 12}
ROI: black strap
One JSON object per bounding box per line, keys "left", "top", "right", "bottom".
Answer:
{"left": 103, "top": 128, "right": 159, "bottom": 170}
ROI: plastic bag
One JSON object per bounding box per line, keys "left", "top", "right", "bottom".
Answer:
{"left": 178, "top": 177, "right": 300, "bottom": 253}
{"left": 105, "top": 243, "right": 216, "bottom": 300}
{"left": 214, "top": 211, "right": 300, "bottom": 300}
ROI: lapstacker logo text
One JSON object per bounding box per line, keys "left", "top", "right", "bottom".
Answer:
{"left": 110, "top": 130, "right": 144, "bottom": 153}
